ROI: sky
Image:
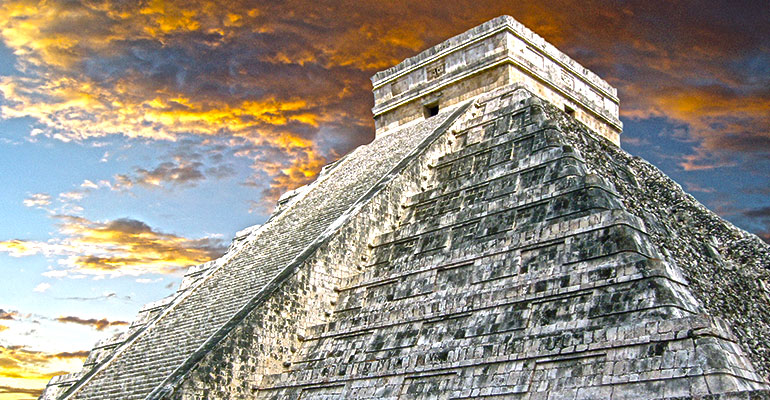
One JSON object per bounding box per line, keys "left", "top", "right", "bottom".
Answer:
{"left": 0, "top": 1, "right": 768, "bottom": 398}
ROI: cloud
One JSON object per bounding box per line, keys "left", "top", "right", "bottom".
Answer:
{"left": 0, "top": 0, "right": 380, "bottom": 199}
{"left": 58, "top": 191, "right": 86, "bottom": 202}
{"left": 51, "top": 351, "right": 89, "bottom": 359}
{"left": 136, "top": 277, "right": 163, "bottom": 284}
{"left": 0, "top": 345, "right": 87, "bottom": 398}
{"left": 22, "top": 193, "right": 51, "bottom": 209}
{"left": 742, "top": 206, "right": 770, "bottom": 244}
{"left": 80, "top": 180, "right": 99, "bottom": 190}
{"left": 743, "top": 206, "right": 770, "bottom": 219}
{"left": 56, "top": 292, "right": 119, "bottom": 302}
{"left": 99, "top": 139, "right": 241, "bottom": 192}
{"left": 55, "top": 316, "right": 128, "bottom": 331}
{"left": 0, "top": 216, "right": 227, "bottom": 277}
{"left": 32, "top": 283, "right": 50, "bottom": 293}
{"left": 684, "top": 182, "right": 716, "bottom": 194}
{"left": 0, "top": 310, "right": 19, "bottom": 321}
{"left": 0, "top": 1, "right": 767, "bottom": 222}
{"left": 0, "top": 384, "right": 44, "bottom": 397}
{"left": 113, "top": 161, "right": 205, "bottom": 190}
{"left": 1, "top": 0, "right": 766, "bottom": 201}
{"left": 743, "top": 186, "right": 770, "bottom": 196}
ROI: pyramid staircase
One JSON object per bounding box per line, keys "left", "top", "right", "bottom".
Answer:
{"left": 255, "top": 88, "right": 769, "bottom": 399}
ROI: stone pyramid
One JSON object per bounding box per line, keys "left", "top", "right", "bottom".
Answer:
{"left": 42, "top": 15, "right": 770, "bottom": 400}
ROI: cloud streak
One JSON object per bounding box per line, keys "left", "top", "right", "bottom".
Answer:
{"left": 22, "top": 193, "right": 51, "bottom": 209}
{"left": 55, "top": 316, "right": 128, "bottom": 331}
{"left": 0, "top": 310, "right": 19, "bottom": 320}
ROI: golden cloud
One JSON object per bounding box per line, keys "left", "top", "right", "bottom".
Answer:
{"left": 0, "top": 345, "right": 86, "bottom": 399}
{"left": 0, "top": 216, "right": 226, "bottom": 277}
{"left": 55, "top": 316, "right": 128, "bottom": 331}
{"left": 0, "top": 346, "right": 88, "bottom": 398}
{"left": 0, "top": 384, "right": 44, "bottom": 399}
{"left": 0, "top": 0, "right": 352, "bottom": 198}
{"left": 0, "top": 240, "right": 53, "bottom": 258}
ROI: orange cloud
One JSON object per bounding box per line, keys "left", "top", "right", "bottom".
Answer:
{"left": 260, "top": 145, "right": 329, "bottom": 208}
{"left": 622, "top": 84, "right": 770, "bottom": 170}
{"left": 55, "top": 316, "right": 128, "bottom": 331}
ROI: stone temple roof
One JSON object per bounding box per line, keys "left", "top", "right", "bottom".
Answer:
{"left": 43, "top": 17, "right": 770, "bottom": 400}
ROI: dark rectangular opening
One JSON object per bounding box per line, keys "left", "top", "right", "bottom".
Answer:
{"left": 564, "top": 105, "right": 575, "bottom": 117}
{"left": 425, "top": 103, "right": 439, "bottom": 118}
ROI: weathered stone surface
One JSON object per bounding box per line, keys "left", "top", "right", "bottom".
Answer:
{"left": 245, "top": 86, "right": 770, "bottom": 400}
{"left": 371, "top": 15, "right": 622, "bottom": 144}
{"left": 42, "top": 14, "right": 770, "bottom": 400}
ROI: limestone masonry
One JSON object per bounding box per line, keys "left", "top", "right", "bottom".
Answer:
{"left": 42, "top": 15, "right": 770, "bottom": 400}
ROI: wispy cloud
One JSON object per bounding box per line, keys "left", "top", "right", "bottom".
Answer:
{"left": 0, "top": 384, "right": 45, "bottom": 398}
{"left": 55, "top": 292, "right": 130, "bottom": 302}
{"left": 22, "top": 193, "right": 51, "bottom": 209}
{"left": 110, "top": 158, "right": 234, "bottom": 190}
{"left": 55, "top": 316, "right": 128, "bottom": 331}
{"left": 743, "top": 206, "right": 770, "bottom": 219}
{"left": 684, "top": 181, "right": 717, "bottom": 193}
{"left": 0, "top": 240, "right": 62, "bottom": 258}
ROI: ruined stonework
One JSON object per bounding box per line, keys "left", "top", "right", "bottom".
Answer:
{"left": 42, "top": 16, "right": 770, "bottom": 400}
{"left": 371, "top": 16, "right": 622, "bottom": 144}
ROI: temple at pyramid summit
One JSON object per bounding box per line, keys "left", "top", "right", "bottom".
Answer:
{"left": 42, "top": 15, "right": 770, "bottom": 400}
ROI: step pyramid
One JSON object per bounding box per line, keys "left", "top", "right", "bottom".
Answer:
{"left": 42, "top": 16, "right": 770, "bottom": 400}
{"left": 251, "top": 87, "right": 770, "bottom": 400}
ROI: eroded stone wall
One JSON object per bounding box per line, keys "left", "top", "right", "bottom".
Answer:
{"left": 548, "top": 103, "right": 770, "bottom": 384}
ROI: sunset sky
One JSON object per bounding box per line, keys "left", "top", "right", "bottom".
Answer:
{"left": 0, "top": 1, "right": 768, "bottom": 398}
